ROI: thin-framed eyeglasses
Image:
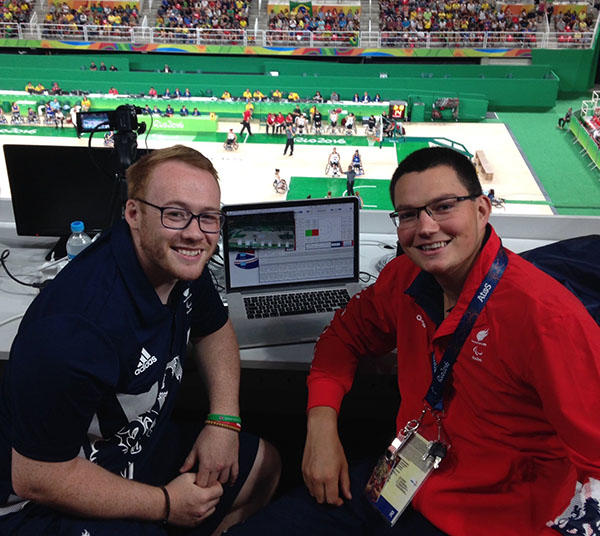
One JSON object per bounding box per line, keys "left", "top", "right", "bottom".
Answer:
{"left": 389, "top": 195, "right": 479, "bottom": 229}
{"left": 134, "top": 198, "right": 224, "bottom": 233}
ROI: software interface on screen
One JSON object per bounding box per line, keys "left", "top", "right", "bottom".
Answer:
{"left": 226, "top": 201, "right": 356, "bottom": 290}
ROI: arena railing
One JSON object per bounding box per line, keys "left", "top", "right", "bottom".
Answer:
{"left": 1, "top": 22, "right": 596, "bottom": 49}
{"left": 0, "top": 22, "right": 19, "bottom": 39}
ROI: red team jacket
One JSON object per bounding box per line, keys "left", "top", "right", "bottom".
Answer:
{"left": 308, "top": 227, "right": 600, "bottom": 535}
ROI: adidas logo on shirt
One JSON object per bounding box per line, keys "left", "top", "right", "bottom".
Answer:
{"left": 135, "top": 347, "right": 157, "bottom": 376}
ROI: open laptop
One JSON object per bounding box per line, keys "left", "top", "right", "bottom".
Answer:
{"left": 222, "top": 197, "right": 362, "bottom": 348}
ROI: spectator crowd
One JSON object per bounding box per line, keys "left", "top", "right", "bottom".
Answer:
{"left": 2, "top": 0, "right": 34, "bottom": 23}
{"left": 43, "top": 1, "right": 140, "bottom": 28}
{"left": 553, "top": 6, "right": 595, "bottom": 45}
{"left": 155, "top": 0, "right": 250, "bottom": 32}
{"left": 267, "top": 5, "right": 360, "bottom": 41}
{"left": 1, "top": 0, "right": 596, "bottom": 50}
{"left": 379, "top": 0, "right": 541, "bottom": 46}
{"left": 378, "top": 0, "right": 595, "bottom": 47}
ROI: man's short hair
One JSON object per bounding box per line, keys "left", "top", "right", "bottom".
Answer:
{"left": 389, "top": 147, "right": 482, "bottom": 205}
{"left": 127, "top": 145, "right": 219, "bottom": 199}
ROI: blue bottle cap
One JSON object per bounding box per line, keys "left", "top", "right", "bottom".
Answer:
{"left": 70, "top": 221, "right": 85, "bottom": 233}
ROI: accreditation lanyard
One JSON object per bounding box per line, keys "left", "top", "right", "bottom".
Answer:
{"left": 425, "top": 246, "right": 508, "bottom": 412}
{"left": 365, "top": 247, "right": 508, "bottom": 527}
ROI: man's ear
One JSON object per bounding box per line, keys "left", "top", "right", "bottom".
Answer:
{"left": 124, "top": 199, "right": 140, "bottom": 230}
{"left": 477, "top": 194, "right": 492, "bottom": 226}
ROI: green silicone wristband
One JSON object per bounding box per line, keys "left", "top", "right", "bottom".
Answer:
{"left": 207, "top": 413, "right": 242, "bottom": 424}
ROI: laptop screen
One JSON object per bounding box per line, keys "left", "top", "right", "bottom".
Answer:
{"left": 223, "top": 197, "right": 359, "bottom": 292}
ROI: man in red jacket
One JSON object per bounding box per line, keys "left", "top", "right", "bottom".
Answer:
{"left": 274, "top": 112, "right": 285, "bottom": 134}
{"left": 228, "top": 147, "right": 600, "bottom": 536}
{"left": 240, "top": 108, "right": 253, "bottom": 136}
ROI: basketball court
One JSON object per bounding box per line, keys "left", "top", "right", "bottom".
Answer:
{"left": 0, "top": 119, "right": 553, "bottom": 215}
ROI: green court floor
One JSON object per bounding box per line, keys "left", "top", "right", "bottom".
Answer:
{"left": 2, "top": 106, "right": 599, "bottom": 215}
{"left": 395, "top": 141, "right": 431, "bottom": 163}
{"left": 287, "top": 176, "right": 394, "bottom": 211}
{"left": 287, "top": 139, "right": 461, "bottom": 210}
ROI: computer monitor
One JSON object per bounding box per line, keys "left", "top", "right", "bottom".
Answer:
{"left": 3, "top": 144, "right": 148, "bottom": 237}
{"left": 3, "top": 144, "right": 148, "bottom": 258}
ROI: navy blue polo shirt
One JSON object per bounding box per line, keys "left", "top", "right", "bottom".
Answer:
{"left": 0, "top": 220, "right": 227, "bottom": 511}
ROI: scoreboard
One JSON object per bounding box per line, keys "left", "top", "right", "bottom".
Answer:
{"left": 389, "top": 101, "right": 408, "bottom": 120}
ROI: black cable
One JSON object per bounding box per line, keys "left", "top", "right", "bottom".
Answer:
{"left": 209, "top": 250, "right": 224, "bottom": 267}
{"left": 0, "top": 249, "right": 50, "bottom": 289}
{"left": 208, "top": 266, "right": 224, "bottom": 292}
{"left": 86, "top": 120, "right": 115, "bottom": 182}
{"left": 143, "top": 114, "right": 153, "bottom": 148}
{"left": 359, "top": 271, "right": 377, "bottom": 284}
{"left": 83, "top": 121, "right": 124, "bottom": 230}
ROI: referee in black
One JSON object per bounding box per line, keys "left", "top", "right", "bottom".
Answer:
{"left": 342, "top": 164, "right": 356, "bottom": 196}
{"left": 283, "top": 124, "right": 296, "bottom": 156}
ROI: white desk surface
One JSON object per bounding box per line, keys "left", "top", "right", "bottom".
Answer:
{"left": 0, "top": 230, "right": 398, "bottom": 366}
{"left": 2, "top": 211, "right": 598, "bottom": 366}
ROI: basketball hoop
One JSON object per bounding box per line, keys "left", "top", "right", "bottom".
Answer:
{"left": 367, "top": 134, "right": 381, "bottom": 147}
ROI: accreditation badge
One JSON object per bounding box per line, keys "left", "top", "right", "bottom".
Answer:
{"left": 365, "top": 426, "right": 447, "bottom": 527}
{"left": 364, "top": 246, "right": 506, "bottom": 527}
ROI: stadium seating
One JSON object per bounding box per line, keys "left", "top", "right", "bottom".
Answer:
{"left": 42, "top": 0, "right": 140, "bottom": 27}
{"left": 267, "top": 4, "right": 360, "bottom": 43}
{"left": 155, "top": 0, "right": 251, "bottom": 31}
{"left": 2, "top": 0, "right": 35, "bottom": 23}
{"left": 0, "top": 0, "right": 596, "bottom": 50}
{"left": 379, "top": 0, "right": 538, "bottom": 46}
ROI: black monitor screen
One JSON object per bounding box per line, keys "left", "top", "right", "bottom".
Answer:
{"left": 3, "top": 144, "right": 146, "bottom": 237}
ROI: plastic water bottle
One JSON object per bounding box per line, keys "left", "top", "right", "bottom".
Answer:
{"left": 66, "top": 221, "right": 92, "bottom": 260}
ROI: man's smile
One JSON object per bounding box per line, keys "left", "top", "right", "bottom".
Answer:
{"left": 416, "top": 239, "right": 452, "bottom": 252}
{"left": 173, "top": 247, "right": 203, "bottom": 258}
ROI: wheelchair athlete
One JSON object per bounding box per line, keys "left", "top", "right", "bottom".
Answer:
{"left": 273, "top": 169, "right": 288, "bottom": 194}
{"left": 351, "top": 150, "right": 364, "bottom": 176}
{"left": 325, "top": 148, "right": 342, "bottom": 177}
{"left": 224, "top": 129, "right": 239, "bottom": 151}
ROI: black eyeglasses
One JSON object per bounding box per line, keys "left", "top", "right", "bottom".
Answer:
{"left": 135, "top": 198, "right": 224, "bottom": 233}
{"left": 389, "top": 195, "right": 479, "bottom": 229}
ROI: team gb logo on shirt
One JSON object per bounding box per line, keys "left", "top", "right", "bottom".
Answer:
{"left": 183, "top": 287, "right": 193, "bottom": 315}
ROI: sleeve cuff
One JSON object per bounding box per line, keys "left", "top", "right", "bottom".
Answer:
{"left": 307, "top": 377, "right": 347, "bottom": 414}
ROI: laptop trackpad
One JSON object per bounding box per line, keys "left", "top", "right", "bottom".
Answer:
{"left": 232, "top": 313, "right": 332, "bottom": 349}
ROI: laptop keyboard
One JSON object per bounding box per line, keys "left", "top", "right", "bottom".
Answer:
{"left": 244, "top": 288, "right": 351, "bottom": 318}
